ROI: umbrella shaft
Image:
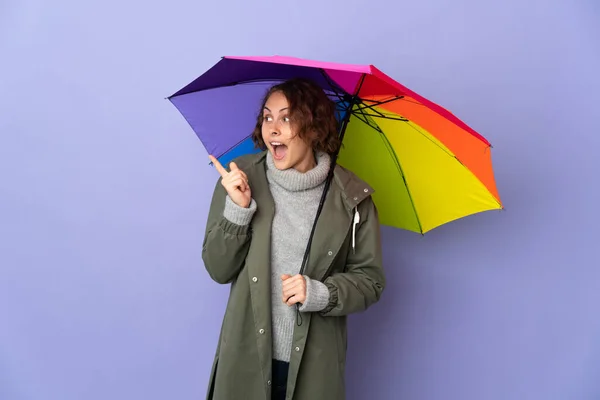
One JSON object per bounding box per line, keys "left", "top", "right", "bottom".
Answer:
{"left": 295, "top": 76, "right": 365, "bottom": 326}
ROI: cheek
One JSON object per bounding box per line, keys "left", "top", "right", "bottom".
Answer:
{"left": 288, "top": 136, "right": 311, "bottom": 156}
{"left": 261, "top": 126, "right": 269, "bottom": 143}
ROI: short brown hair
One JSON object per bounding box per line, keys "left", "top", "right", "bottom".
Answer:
{"left": 251, "top": 78, "right": 341, "bottom": 155}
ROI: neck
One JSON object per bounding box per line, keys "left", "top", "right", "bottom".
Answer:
{"left": 294, "top": 153, "right": 317, "bottom": 173}
{"left": 266, "top": 151, "right": 331, "bottom": 192}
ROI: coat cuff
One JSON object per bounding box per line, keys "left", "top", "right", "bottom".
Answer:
{"left": 299, "top": 276, "right": 330, "bottom": 313}
{"left": 319, "top": 281, "right": 339, "bottom": 315}
{"left": 223, "top": 196, "right": 256, "bottom": 226}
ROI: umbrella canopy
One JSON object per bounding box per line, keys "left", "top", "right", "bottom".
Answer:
{"left": 168, "top": 55, "right": 502, "bottom": 233}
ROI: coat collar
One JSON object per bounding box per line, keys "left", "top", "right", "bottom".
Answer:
{"left": 332, "top": 163, "right": 374, "bottom": 211}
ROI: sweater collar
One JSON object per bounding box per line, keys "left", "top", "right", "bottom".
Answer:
{"left": 266, "top": 150, "right": 331, "bottom": 192}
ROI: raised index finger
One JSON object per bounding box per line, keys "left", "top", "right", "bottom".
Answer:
{"left": 208, "top": 155, "right": 228, "bottom": 177}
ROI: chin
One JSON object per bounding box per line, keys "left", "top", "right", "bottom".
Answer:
{"left": 272, "top": 158, "right": 291, "bottom": 170}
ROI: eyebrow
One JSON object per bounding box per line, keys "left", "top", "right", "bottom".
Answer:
{"left": 263, "top": 106, "right": 289, "bottom": 112}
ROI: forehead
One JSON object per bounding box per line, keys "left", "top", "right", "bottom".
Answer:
{"left": 264, "top": 91, "right": 289, "bottom": 110}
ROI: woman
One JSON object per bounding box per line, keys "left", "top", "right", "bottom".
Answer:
{"left": 202, "top": 78, "right": 386, "bottom": 400}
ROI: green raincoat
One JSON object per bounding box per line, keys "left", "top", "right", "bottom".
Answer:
{"left": 202, "top": 151, "right": 386, "bottom": 400}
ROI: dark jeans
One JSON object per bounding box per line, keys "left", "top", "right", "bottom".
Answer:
{"left": 271, "top": 359, "right": 289, "bottom": 400}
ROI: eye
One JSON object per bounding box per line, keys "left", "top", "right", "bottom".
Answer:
{"left": 263, "top": 115, "right": 273, "bottom": 122}
{"left": 282, "top": 116, "right": 290, "bottom": 123}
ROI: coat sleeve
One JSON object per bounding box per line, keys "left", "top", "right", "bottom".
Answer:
{"left": 201, "top": 178, "right": 255, "bottom": 284}
{"left": 320, "top": 196, "right": 386, "bottom": 317}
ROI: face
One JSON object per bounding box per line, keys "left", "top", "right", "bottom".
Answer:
{"left": 261, "top": 91, "right": 315, "bottom": 172}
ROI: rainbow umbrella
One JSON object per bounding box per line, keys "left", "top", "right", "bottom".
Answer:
{"left": 168, "top": 55, "right": 503, "bottom": 233}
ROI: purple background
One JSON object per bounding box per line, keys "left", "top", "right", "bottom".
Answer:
{"left": 1, "top": 1, "right": 599, "bottom": 399}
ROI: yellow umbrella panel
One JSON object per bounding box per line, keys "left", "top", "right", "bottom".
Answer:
{"left": 337, "top": 99, "right": 503, "bottom": 234}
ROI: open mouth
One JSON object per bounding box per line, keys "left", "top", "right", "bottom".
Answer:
{"left": 270, "top": 142, "right": 288, "bottom": 161}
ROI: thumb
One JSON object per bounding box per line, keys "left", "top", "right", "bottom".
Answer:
{"left": 281, "top": 274, "right": 291, "bottom": 280}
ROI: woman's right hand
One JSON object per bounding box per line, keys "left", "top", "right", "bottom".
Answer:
{"left": 209, "top": 155, "right": 252, "bottom": 208}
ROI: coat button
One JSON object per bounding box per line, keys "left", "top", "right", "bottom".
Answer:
{"left": 267, "top": 380, "right": 271, "bottom": 386}
{"left": 252, "top": 277, "right": 258, "bottom": 282}
{"left": 328, "top": 251, "right": 333, "bottom": 256}
{"left": 259, "top": 329, "right": 265, "bottom": 334}
{"left": 353, "top": 197, "right": 358, "bottom": 201}
{"left": 295, "top": 346, "right": 300, "bottom": 352}
{"left": 364, "top": 188, "right": 368, "bottom": 192}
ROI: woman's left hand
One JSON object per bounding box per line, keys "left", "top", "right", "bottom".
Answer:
{"left": 281, "top": 274, "right": 307, "bottom": 306}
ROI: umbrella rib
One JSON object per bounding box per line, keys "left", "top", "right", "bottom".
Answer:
{"left": 184, "top": 78, "right": 285, "bottom": 94}
{"left": 402, "top": 122, "right": 457, "bottom": 159}
{"left": 350, "top": 109, "right": 383, "bottom": 134}
{"left": 356, "top": 112, "right": 408, "bottom": 122}
{"left": 211, "top": 135, "right": 258, "bottom": 163}
{"left": 353, "top": 102, "right": 424, "bottom": 234}
{"left": 175, "top": 77, "right": 348, "bottom": 97}
{"left": 358, "top": 103, "right": 460, "bottom": 159}
{"left": 397, "top": 97, "right": 427, "bottom": 106}
{"left": 358, "top": 96, "right": 406, "bottom": 111}
{"left": 354, "top": 99, "right": 410, "bottom": 121}
{"left": 318, "top": 68, "right": 354, "bottom": 98}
